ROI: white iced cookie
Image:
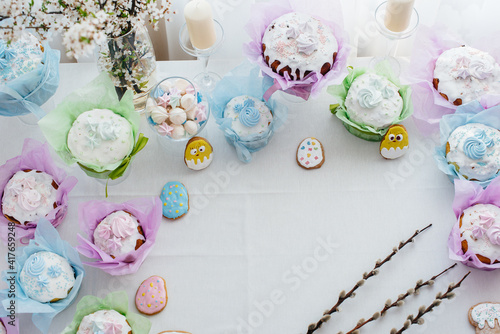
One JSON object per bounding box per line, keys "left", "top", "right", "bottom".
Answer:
{"left": 345, "top": 73, "right": 403, "bottom": 130}
{"left": 19, "top": 251, "right": 76, "bottom": 303}
{"left": 67, "top": 109, "right": 134, "bottom": 168}
{"left": 446, "top": 123, "right": 500, "bottom": 182}
{"left": 434, "top": 46, "right": 500, "bottom": 106}
{"left": 262, "top": 12, "right": 338, "bottom": 80}
{"left": 224, "top": 96, "right": 273, "bottom": 137}
{"left": 77, "top": 309, "right": 132, "bottom": 334}
{"left": 93, "top": 210, "right": 145, "bottom": 258}
{"left": 2, "top": 170, "right": 58, "bottom": 225}
{"left": 469, "top": 302, "right": 500, "bottom": 333}
{"left": 460, "top": 203, "right": 500, "bottom": 264}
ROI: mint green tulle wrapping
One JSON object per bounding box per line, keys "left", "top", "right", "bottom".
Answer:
{"left": 327, "top": 62, "right": 413, "bottom": 141}
{"left": 38, "top": 73, "right": 143, "bottom": 177}
{"left": 61, "top": 291, "right": 151, "bottom": 334}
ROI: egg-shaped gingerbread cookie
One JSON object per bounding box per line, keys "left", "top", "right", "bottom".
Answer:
{"left": 296, "top": 137, "right": 325, "bottom": 169}
{"left": 136, "top": 276, "right": 168, "bottom": 315}
{"left": 160, "top": 181, "right": 189, "bottom": 220}
{"left": 184, "top": 136, "right": 213, "bottom": 171}
{"left": 380, "top": 124, "right": 409, "bottom": 160}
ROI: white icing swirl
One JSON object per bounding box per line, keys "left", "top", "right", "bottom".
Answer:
{"left": 470, "top": 58, "right": 494, "bottom": 80}
{"left": 110, "top": 215, "right": 135, "bottom": 238}
{"left": 98, "top": 121, "right": 121, "bottom": 141}
{"left": 296, "top": 34, "right": 318, "bottom": 56}
{"left": 18, "top": 189, "right": 42, "bottom": 211}
{"left": 487, "top": 223, "right": 500, "bottom": 245}
{"left": 286, "top": 26, "right": 301, "bottom": 39}
{"left": 357, "top": 87, "right": 383, "bottom": 109}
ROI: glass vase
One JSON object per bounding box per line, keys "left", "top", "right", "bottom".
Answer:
{"left": 98, "top": 24, "right": 157, "bottom": 112}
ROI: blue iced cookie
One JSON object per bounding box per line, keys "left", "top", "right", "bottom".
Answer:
{"left": 160, "top": 181, "right": 189, "bottom": 219}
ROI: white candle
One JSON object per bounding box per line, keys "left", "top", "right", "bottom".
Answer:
{"left": 184, "top": 0, "right": 217, "bottom": 50}
{"left": 384, "top": 0, "right": 416, "bottom": 33}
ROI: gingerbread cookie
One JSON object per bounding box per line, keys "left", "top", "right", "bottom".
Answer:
{"left": 184, "top": 136, "right": 213, "bottom": 171}
{"left": 469, "top": 302, "right": 500, "bottom": 333}
{"left": 160, "top": 182, "right": 189, "bottom": 220}
{"left": 296, "top": 137, "right": 325, "bottom": 169}
{"left": 380, "top": 124, "right": 409, "bottom": 160}
{"left": 135, "top": 276, "right": 168, "bottom": 315}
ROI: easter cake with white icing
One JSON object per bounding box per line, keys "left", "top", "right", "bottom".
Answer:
{"left": 262, "top": 12, "right": 338, "bottom": 80}
{"left": 433, "top": 46, "right": 500, "bottom": 106}
{"left": 344, "top": 73, "right": 403, "bottom": 130}
{"left": 2, "top": 170, "right": 58, "bottom": 225}
{"left": 0, "top": 33, "right": 44, "bottom": 84}
{"left": 19, "top": 251, "right": 76, "bottom": 303}
{"left": 224, "top": 95, "right": 273, "bottom": 137}
{"left": 446, "top": 123, "right": 500, "bottom": 182}
{"left": 77, "top": 309, "right": 132, "bottom": 334}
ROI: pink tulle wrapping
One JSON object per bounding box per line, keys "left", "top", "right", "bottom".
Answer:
{"left": 76, "top": 197, "right": 162, "bottom": 276}
{"left": 243, "top": 0, "right": 350, "bottom": 100}
{"left": 408, "top": 24, "right": 500, "bottom": 135}
{"left": 0, "top": 139, "right": 77, "bottom": 244}
{"left": 448, "top": 178, "right": 500, "bottom": 270}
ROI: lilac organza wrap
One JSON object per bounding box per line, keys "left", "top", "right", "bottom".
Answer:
{"left": 0, "top": 317, "right": 18, "bottom": 334}
{"left": 407, "top": 24, "right": 500, "bottom": 134}
{"left": 448, "top": 178, "right": 500, "bottom": 270}
{"left": 76, "top": 197, "right": 162, "bottom": 276}
{"left": 243, "top": 0, "right": 350, "bottom": 101}
{"left": 0, "top": 139, "right": 77, "bottom": 244}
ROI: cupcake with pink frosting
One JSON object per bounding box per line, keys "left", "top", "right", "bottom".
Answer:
{"left": 93, "top": 211, "right": 145, "bottom": 259}
{"left": 459, "top": 203, "right": 500, "bottom": 265}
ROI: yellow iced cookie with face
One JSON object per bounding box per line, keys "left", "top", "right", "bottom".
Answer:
{"left": 184, "top": 136, "right": 213, "bottom": 170}
{"left": 380, "top": 124, "right": 409, "bottom": 160}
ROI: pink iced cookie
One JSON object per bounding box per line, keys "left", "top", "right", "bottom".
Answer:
{"left": 135, "top": 276, "right": 168, "bottom": 315}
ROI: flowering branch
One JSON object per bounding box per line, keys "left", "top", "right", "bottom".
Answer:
{"left": 342, "top": 263, "right": 457, "bottom": 334}
{"left": 305, "top": 224, "right": 433, "bottom": 334}
{"left": 390, "top": 271, "right": 471, "bottom": 334}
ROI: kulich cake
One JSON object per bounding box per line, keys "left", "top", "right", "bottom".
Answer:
{"left": 93, "top": 210, "right": 145, "bottom": 258}
{"left": 344, "top": 73, "right": 403, "bottom": 130}
{"left": 446, "top": 123, "right": 500, "bottom": 182}
{"left": 459, "top": 203, "right": 500, "bottom": 264}
{"left": 433, "top": 46, "right": 500, "bottom": 106}
{"left": 67, "top": 109, "right": 134, "bottom": 168}
{"left": 2, "top": 170, "right": 58, "bottom": 225}
{"left": 160, "top": 181, "right": 189, "bottom": 220}
{"left": 262, "top": 12, "right": 338, "bottom": 80}
{"left": 0, "top": 33, "right": 43, "bottom": 84}
{"left": 77, "top": 309, "right": 132, "bottom": 334}
{"left": 468, "top": 302, "right": 500, "bottom": 333}
{"left": 224, "top": 96, "right": 273, "bottom": 137}
{"left": 135, "top": 275, "right": 168, "bottom": 315}
{"left": 19, "top": 251, "right": 76, "bottom": 303}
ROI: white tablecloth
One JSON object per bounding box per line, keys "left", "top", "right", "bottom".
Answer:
{"left": 1, "top": 58, "right": 499, "bottom": 334}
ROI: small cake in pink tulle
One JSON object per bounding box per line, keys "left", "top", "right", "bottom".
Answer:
{"left": 459, "top": 203, "right": 500, "bottom": 264}
{"left": 262, "top": 12, "right": 338, "bottom": 80}
{"left": 93, "top": 211, "right": 145, "bottom": 259}
{"left": 1, "top": 170, "right": 58, "bottom": 225}
{"left": 77, "top": 309, "right": 132, "bottom": 334}
{"left": 433, "top": 46, "right": 500, "bottom": 106}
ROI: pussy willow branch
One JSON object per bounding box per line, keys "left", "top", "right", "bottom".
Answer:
{"left": 390, "top": 271, "right": 471, "bottom": 334}
{"left": 305, "top": 223, "right": 432, "bottom": 334}
{"left": 342, "top": 263, "right": 457, "bottom": 334}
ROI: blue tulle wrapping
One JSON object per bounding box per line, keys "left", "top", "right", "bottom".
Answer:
{"left": 434, "top": 101, "right": 500, "bottom": 188}
{"left": 0, "top": 44, "right": 60, "bottom": 119}
{"left": 0, "top": 219, "right": 84, "bottom": 333}
{"left": 210, "top": 62, "right": 288, "bottom": 163}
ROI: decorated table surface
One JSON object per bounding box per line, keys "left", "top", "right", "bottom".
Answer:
{"left": 1, "top": 58, "right": 500, "bottom": 334}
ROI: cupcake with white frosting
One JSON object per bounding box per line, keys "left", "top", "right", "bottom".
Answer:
{"left": 433, "top": 46, "right": 500, "bottom": 106}
{"left": 224, "top": 95, "right": 273, "bottom": 137}
{"left": 19, "top": 251, "right": 76, "bottom": 303}
{"left": 459, "top": 203, "right": 500, "bottom": 264}
{"left": 77, "top": 309, "right": 132, "bottom": 334}
{"left": 2, "top": 170, "right": 58, "bottom": 225}
{"left": 446, "top": 123, "right": 500, "bottom": 182}
{"left": 93, "top": 210, "right": 145, "bottom": 258}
